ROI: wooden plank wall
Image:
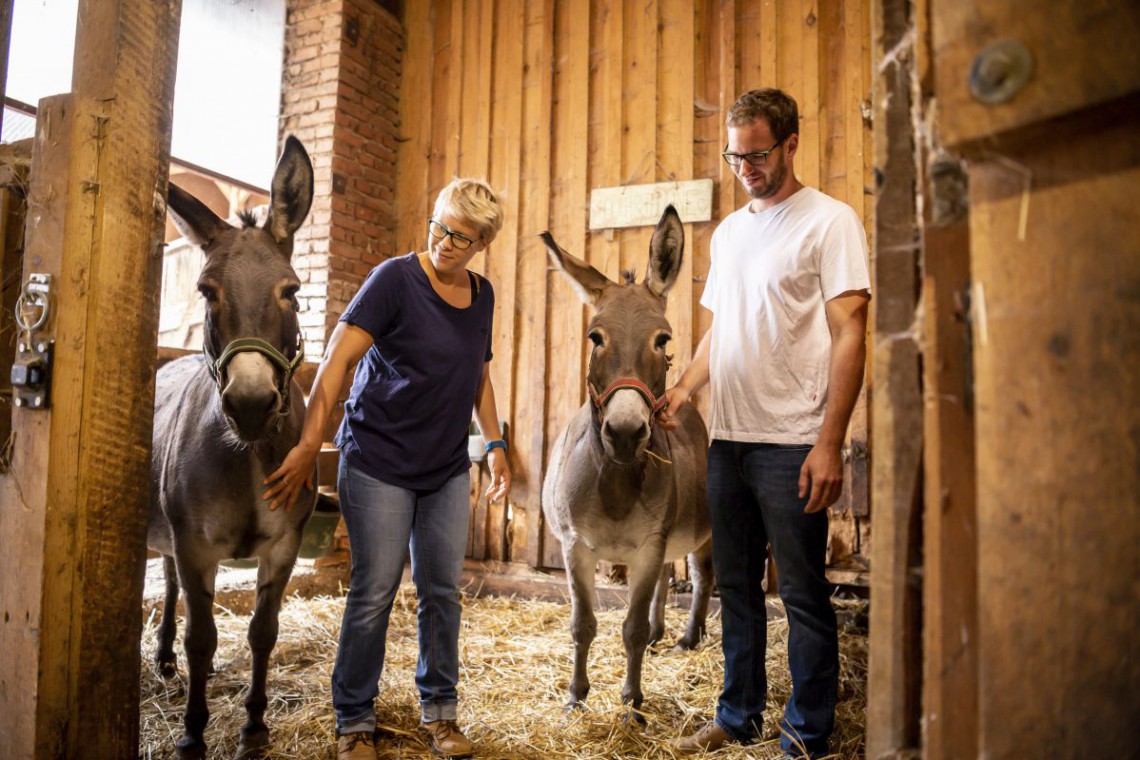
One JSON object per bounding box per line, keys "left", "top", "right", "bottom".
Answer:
{"left": 396, "top": 0, "right": 873, "bottom": 568}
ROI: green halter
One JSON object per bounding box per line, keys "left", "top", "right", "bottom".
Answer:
{"left": 209, "top": 335, "right": 305, "bottom": 412}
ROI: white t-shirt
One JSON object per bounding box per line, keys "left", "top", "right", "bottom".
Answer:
{"left": 701, "top": 186, "right": 871, "bottom": 444}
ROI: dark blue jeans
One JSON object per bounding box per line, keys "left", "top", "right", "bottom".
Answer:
{"left": 708, "top": 440, "right": 838, "bottom": 759}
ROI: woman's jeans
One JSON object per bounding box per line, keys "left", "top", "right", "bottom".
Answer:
{"left": 331, "top": 459, "right": 470, "bottom": 734}
{"left": 708, "top": 440, "right": 838, "bottom": 758}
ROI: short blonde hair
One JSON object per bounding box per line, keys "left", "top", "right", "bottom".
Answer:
{"left": 433, "top": 178, "right": 504, "bottom": 244}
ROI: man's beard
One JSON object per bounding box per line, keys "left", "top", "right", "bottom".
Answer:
{"left": 745, "top": 160, "right": 787, "bottom": 200}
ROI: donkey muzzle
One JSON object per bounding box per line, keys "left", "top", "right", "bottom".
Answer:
{"left": 221, "top": 353, "right": 284, "bottom": 441}
{"left": 599, "top": 389, "right": 653, "bottom": 464}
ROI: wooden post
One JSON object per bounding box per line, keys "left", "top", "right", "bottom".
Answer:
{"left": 0, "top": 0, "right": 180, "bottom": 757}
{"left": 920, "top": 159, "right": 978, "bottom": 760}
{"left": 866, "top": 0, "right": 924, "bottom": 756}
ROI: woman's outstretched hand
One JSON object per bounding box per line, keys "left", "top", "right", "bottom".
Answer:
{"left": 263, "top": 441, "right": 320, "bottom": 511}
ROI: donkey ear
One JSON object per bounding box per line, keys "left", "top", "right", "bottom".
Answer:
{"left": 167, "top": 182, "right": 230, "bottom": 248}
{"left": 645, "top": 205, "right": 684, "bottom": 298}
{"left": 540, "top": 232, "right": 611, "bottom": 307}
{"left": 264, "top": 135, "right": 314, "bottom": 248}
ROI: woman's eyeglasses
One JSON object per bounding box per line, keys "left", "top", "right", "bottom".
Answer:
{"left": 722, "top": 137, "right": 786, "bottom": 168}
{"left": 428, "top": 219, "right": 477, "bottom": 250}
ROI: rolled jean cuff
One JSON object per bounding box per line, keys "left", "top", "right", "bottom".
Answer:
{"left": 421, "top": 699, "right": 458, "bottom": 723}
{"left": 338, "top": 715, "right": 376, "bottom": 736}
{"left": 714, "top": 716, "right": 755, "bottom": 745}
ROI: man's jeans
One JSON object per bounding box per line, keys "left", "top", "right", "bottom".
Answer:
{"left": 331, "top": 460, "right": 470, "bottom": 734}
{"left": 708, "top": 440, "right": 838, "bottom": 758}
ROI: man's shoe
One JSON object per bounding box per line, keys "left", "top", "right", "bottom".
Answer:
{"left": 421, "top": 719, "right": 474, "bottom": 758}
{"left": 671, "top": 722, "right": 736, "bottom": 754}
{"left": 336, "top": 731, "right": 378, "bottom": 760}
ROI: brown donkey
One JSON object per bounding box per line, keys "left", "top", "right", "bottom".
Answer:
{"left": 540, "top": 206, "right": 713, "bottom": 722}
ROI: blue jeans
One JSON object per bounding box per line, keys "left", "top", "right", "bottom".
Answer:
{"left": 331, "top": 460, "right": 471, "bottom": 734}
{"left": 708, "top": 440, "right": 838, "bottom": 759}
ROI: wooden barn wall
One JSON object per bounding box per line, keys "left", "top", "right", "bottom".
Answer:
{"left": 395, "top": 0, "right": 873, "bottom": 568}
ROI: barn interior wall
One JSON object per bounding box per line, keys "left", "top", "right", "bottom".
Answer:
{"left": 282, "top": 0, "right": 402, "bottom": 362}
{"left": 393, "top": 0, "right": 875, "bottom": 569}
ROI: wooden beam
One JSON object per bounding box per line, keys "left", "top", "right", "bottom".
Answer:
{"left": 0, "top": 1, "right": 180, "bottom": 755}
{"left": 513, "top": 0, "right": 553, "bottom": 563}
{"left": 920, "top": 164, "right": 977, "bottom": 760}
{"left": 866, "top": 0, "right": 923, "bottom": 756}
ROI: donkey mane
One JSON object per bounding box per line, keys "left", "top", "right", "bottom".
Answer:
{"left": 237, "top": 209, "right": 259, "bottom": 228}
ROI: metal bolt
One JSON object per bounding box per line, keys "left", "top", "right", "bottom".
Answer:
{"left": 36, "top": 342, "right": 46, "bottom": 353}
{"left": 970, "top": 39, "right": 1033, "bottom": 105}
{"left": 14, "top": 398, "right": 22, "bottom": 407}
{"left": 32, "top": 397, "right": 42, "bottom": 407}
{"left": 18, "top": 342, "right": 25, "bottom": 353}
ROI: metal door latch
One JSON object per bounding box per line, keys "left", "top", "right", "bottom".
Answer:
{"left": 11, "top": 273, "right": 54, "bottom": 410}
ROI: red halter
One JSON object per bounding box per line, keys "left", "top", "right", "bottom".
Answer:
{"left": 588, "top": 377, "right": 669, "bottom": 424}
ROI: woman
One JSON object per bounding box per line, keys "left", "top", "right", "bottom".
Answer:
{"left": 264, "top": 178, "right": 511, "bottom": 760}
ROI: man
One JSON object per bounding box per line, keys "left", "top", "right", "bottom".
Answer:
{"left": 661, "top": 88, "right": 870, "bottom": 759}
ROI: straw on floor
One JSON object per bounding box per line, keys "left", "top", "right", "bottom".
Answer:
{"left": 140, "top": 584, "right": 867, "bottom": 759}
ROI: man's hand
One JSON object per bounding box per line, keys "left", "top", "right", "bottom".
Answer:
{"left": 798, "top": 442, "right": 844, "bottom": 514}
{"left": 656, "top": 385, "right": 692, "bottom": 431}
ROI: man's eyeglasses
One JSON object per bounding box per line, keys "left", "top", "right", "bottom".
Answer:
{"left": 722, "top": 137, "right": 786, "bottom": 168}
{"left": 428, "top": 219, "right": 478, "bottom": 250}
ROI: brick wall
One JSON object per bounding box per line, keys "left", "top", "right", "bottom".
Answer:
{"left": 281, "top": 0, "right": 402, "bottom": 359}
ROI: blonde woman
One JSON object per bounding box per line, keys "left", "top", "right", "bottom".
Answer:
{"left": 265, "top": 179, "right": 511, "bottom": 760}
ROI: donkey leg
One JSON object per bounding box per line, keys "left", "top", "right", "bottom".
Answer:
{"left": 235, "top": 544, "right": 298, "bottom": 759}
{"left": 563, "top": 541, "right": 598, "bottom": 711}
{"left": 620, "top": 545, "right": 667, "bottom": 723}
{"left": 676, "top": 541, "right": 714, "bottom": 651}
{"left": 175, "top": 553, "right": 219, "bottom": 760}
{"left": 648, "top": 565, "right": 671, "bottom": 647}
{"left": 157, "top": 554, "right": 180, "bottom": 677}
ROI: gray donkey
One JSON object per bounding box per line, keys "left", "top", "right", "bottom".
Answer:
{"left": 540, "top": 206, "right": 713, "bottom": 721}
{"left": 148, "top": 136, "right": 317, "bottom": 759}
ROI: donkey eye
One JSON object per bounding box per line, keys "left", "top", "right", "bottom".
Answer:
{"left": 198, "top": 284, "right": 218, "bottom": 303}
{"left": 654, "top": 333, "right": 672, "bottom": 350}
{"left": 282, "top": 284, "right": 300, "bottom": 301}
{"left": 588, "top": 330, "right": 605, "bottom": 348}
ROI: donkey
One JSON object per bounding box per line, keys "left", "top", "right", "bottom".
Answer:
{"left": 540, "top": 206, "right": 713, "bottom": 721}
{"left": 148, "top": 136, "right": 317, "bottom": 760}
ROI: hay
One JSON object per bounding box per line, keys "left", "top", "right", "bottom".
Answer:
{"left": 140, "top": 584, "right": 867, "bottom": 759}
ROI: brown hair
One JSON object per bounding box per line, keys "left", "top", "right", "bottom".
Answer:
{"left": 726, "top": 88, "right": 800, "bottom": 141}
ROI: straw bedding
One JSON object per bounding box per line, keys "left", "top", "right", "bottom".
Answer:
{"left": 140, "top": 584, "right": 867, "bottom": 759}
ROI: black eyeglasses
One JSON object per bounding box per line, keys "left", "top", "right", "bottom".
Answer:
{"left": 428, "top": 219, "right": 478, "bottom": 250}
{"left": 722, "top": 137, "right": 786, "bottom": 168}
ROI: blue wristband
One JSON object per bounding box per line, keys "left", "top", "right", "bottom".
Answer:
{"left": 484, "top": 439, "right": 507, "bottom": 455}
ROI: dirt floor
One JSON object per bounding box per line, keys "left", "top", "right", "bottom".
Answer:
{"left": 139, "top": 583, "right": 868, "bottom": 759}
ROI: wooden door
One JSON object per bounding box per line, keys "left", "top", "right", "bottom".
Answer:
{"left": 869, "top": 2, "right": 1140, "bottom": 758}
{"left": 0, "top": 2, "right": 181, "bottom": 757}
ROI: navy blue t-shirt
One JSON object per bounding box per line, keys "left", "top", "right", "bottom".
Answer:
{"left": 334, "top": 253, "right": 495, "bottom": 490}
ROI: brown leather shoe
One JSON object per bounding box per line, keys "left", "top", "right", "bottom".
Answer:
{"left": 337, "top": 731, "right": 378, "bottom": 760}
{"left": 671, "top": 722, "right": 736, "bottom": 754}
{"left": 421, "top": 719, "right": 474, "bottom": 758}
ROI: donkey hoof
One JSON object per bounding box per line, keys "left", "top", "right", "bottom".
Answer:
{"left": 622, "top": 708, "right": 647, "bottom": 726}
{"left": 564, "top": 699, "right": 587, "bottom": 715}
{"left": 234, "top": 732, "right": 270, "bottom": 759}
{"left": 175, "top": 735, "right": 207, "bottom": 760}
{"left": 158, "top": 658, "right": 178, "bottom": 678}
{"left": 674, "top": 637, "right": 698, "bottom": 652}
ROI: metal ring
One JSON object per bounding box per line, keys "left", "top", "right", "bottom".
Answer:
{"left": 14, "top": 291, "right": 49, "bottom": 332}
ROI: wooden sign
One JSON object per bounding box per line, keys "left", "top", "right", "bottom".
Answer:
{"left": 589, "top": 179, "right": 713, "bottom": 230}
